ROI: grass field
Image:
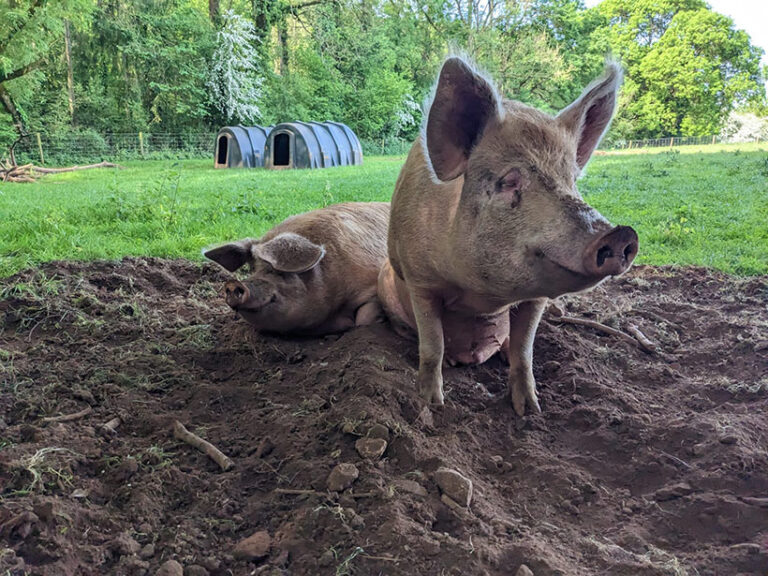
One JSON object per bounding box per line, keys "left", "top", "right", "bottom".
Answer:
{"left": 1, "top": 143, "right": 766, "bottom": 277}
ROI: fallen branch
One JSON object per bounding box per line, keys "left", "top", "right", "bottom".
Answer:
{"left": 626, "top": 324, "right": 658, "bottom": 354}
{"left": 42, "top": 406, "right": 92, "bottom": 423}
{"left": 31, "top": 161, "right": 123, "bottom": 174}
{"left": 173, "top": 420, "right": 233, "bottom": 472}
{"left": 273, "top": 488, "right": 320, "bottom": 496}
{"left": 100, "top": 416, "right": 122, "bottom": 435}
{"left": 551, "top": 316, "right": 651, "bottom": 353}
{"left": 1, "top": 161, "right": 122, "bottom": 183}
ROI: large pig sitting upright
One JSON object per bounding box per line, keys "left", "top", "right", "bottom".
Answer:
{"left": 378, "top": 57, "right": 638, "bottom": 415}
{"left": 206, "top": 202, "right": 389, "bottom": 335}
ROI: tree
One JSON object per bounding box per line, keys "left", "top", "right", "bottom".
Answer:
{"left": 208, "top": 9, "right": 265, "bottom": 124}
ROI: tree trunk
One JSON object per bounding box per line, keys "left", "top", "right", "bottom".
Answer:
{"left": 64, "top": 20, "right": 76, "bottom": 123}
{"left": 0, "top": 85, "right": 26, "bottom": 137}
{"left": 209, "top": 0, "right": 220, "bottom": 25}
{"left": 278, "top": 19, "right": 288, "bottom": 76}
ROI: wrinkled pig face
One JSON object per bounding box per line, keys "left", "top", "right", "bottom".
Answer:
{"left": 204, "top": 233, "right": 325, "bottom": 332}
{"left": 426, "top": 58, "right": 638, "bottom": 300}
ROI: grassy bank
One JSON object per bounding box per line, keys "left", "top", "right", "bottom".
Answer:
{"left": 1, "top": 145, "right": 766, "bottom": 277}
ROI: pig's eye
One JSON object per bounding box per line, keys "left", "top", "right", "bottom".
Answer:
{"left": 496, "top": 168, "right": 523, "bottom": 207}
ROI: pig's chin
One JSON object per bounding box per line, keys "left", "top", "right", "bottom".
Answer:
{"left": 535, "top": 252, "right": 605, "bottom": 297}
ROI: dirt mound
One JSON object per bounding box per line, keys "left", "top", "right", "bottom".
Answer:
{"left": 1, "top": 258, "right": 767, "bottom": 576}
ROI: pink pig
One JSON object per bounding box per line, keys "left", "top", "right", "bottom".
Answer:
{"left": 378, "top": 57, "right": 638, "bottom": 415}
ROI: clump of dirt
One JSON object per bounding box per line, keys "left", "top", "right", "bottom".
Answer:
{"left": 1, "top": 258, "right": 767, "bottom": 576}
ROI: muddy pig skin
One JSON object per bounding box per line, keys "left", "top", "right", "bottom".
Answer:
{"left": 378, "top": 57, "right": 638, "bottom": 415}
{"left": 205, "top": 202, "right": 389, "bottom": 336}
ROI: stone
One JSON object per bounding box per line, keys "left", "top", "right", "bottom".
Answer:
{"left": 355, "top": 437, "right": 387, "bottom": 460}
{"left": 516, "top": 565, "right": 534, "bottom": 576}
{"left": 367, "top": 423, "right": 390, "bottom": 442}
{"left": 434, "top": 467, "right": 473, "bottom": 507}
{"left": 32, "top": 501, "right": 54, "bottom": 522}
{"left": 654, "top": 482, "right": 693, "bottom": 502}
{"left": 393, "top": 478, "right": 428, "bottom": 497}
{"left": 232, "top": 530, "right": 271, "bottom": 561}
{"left": 155, "top": 560, "right": 183, "bottom": 576}
{"left": 139, "top": 544, "right": 155, "bottom": 559}
{"left": 115, "top": 458, "right": 139, "bottom": 482}
{"left": 110, "top": 532, "right": 141, "bottom": 556}
{"left": 327, "top": 463, "right": 359, "bottom": 492}
{"left": 319, "top": 549, "right": 335, "bottom": 567}
{"left": 184, "top": 565, "right": 209, "bottom": 576}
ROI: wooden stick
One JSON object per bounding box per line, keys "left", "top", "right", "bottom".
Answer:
{"left": 551, "top": 316, "right": 646, "bottom": 351}
{"left": 42, "top": 406, "right": 92, "bottom": 423}
{"left": 101, "top": 416, "right": 122, "bottom": 433}
{"left": 273, "top": 488, "right": 319, "bottom": 496}
{"left": 173, "top": 420, "right": 233, "bottom": 472}
{"left": 31, "top": 161, "right": 122, "bottom": 174}
{"left": 626, "top": 324, "right": 657, "bottom": 354}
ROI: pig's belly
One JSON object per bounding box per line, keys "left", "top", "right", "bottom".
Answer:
{"left": 442, "top": 311, "right": 509, "bottom": 366}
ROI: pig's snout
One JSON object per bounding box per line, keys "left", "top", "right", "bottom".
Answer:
{"left": 583, "top": 226, "right": 638, "bottom": 277}
{"left": 225, "top": 280, "right": 249, "bottom": 309}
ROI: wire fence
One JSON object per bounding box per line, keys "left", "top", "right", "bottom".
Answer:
{"left": 5, "top": 131, "right": 765, "bottom": 166}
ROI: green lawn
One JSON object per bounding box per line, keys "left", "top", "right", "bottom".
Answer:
{"left": 1, "top": 144, "right": 766, "bottom": 277}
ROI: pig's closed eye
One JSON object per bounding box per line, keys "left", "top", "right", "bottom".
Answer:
{"left": 497, "top": 168, "right": 523, "bottom": 207}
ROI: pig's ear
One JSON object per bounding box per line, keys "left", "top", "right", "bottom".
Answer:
{"left": 203, "top": 239, "right": 255, "bottom": 272}
{"left": 253, "top": 232, "right": 326, "bottom": 273}
{"left": 558, "top": 62, "right": 622, "bottom": 169}
{"left": 425, "top": 57, "right": 502, "bottom": 181}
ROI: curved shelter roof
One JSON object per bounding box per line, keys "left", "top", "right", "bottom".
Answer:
{"left": 264, "top": 121, "right": 363, "bottom": 170}
{"left": 214, "top": 126, "right": 271, "bottom": 168}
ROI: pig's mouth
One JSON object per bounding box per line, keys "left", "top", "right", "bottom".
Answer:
{"left": 535, "top": 249, "right": 590, "bottom": 279}
{"left": 233, "top": 294, "right": 278, "bottom": 316}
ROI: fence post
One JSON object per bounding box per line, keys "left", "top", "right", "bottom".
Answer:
{"left": 669, "top": 137, "right": 674, "bottom": 148}
{"left": 139, "top": 131, "right": 145, "bottom": 156}
{"left": 36, "top": 132, "right": 45, "bottom": 165}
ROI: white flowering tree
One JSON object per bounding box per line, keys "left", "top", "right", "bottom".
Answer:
{"left": 208, "top": 10, "right": 264, "bottom": 124}
{"left": 721, "top": 111, "right": 768, "bottom": 143}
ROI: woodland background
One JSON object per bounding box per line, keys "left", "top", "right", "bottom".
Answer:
{"left": 1, "top": 0, "right": 767, "bottom": 153}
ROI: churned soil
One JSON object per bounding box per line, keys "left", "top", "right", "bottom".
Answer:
{"left": 1, "top": 258, "right": 767, "bottom": 576}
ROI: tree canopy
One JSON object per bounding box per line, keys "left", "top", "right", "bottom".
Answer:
{"left": 0, "top": 0, "right": 765, "bottom": 147}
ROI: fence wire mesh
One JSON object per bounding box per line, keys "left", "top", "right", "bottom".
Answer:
{"left": 5, "top": 131, "right": 764, "bottom": 166}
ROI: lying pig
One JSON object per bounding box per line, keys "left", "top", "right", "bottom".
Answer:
{"left": 378, "top": 57, "right": 638, "bottom": 415}
{"left": 205, "top": 202, "right": 389, "bottom": 335}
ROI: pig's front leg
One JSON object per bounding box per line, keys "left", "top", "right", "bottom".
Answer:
{"left": 410, "top": 289, "right": 446, "bottom": 405}
{"left": 507, "top": 298, "right": 547, "bottom": 416}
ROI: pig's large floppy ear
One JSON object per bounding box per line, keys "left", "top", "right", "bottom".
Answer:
{"left": 425, "top": 57, "right": 502, "bottom": 182}
{"left": 558, "top": 62, "right": 622, "bottom": 169}
{"left": 252, "top": 232, "right": 325, "bottom": 273}
{"left": 203, "top": 239, "right": 255, "bottom": 272}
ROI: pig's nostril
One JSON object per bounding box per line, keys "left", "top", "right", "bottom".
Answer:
{"left": 596, "top": 245, "right": 613, "bottom": 268}
{"left": 623, "top": 244, "right": 636, "bottom": 261}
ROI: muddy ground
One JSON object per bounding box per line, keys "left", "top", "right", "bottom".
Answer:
{"left": 0, "top": 258, "right": 766, "bottom": 576}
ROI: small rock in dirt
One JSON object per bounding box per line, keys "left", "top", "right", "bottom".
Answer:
{"left": 516, "top": 565, "right": 534, "bottom": 576}
{"left": 184, "top": 565, "right": 210, "bottom": 576}
{"left": 367, "top": 423, "right": 390, "bottom": 442}
{"left": 115, "top": 458, "right": 139, "bottom": 481}
{"left": 155, "top": 560, "right": 184, "bottom": 576}
{"left": 542, "top": 360, "right": 561, "bottom": 374}
{"left": 393, "top": 478, "right": 428, "bottom": 497}
{"left": 327, "top": 463, "right": 359, "bottom": 492}
{"left": 110, "top": 532, "right": 141, "bottom": 556}
{"left": 32, "top": 501, "right": 54, "bottom": 522}
{"left": 232, "top": 530, "right": 271, "bottom": 561}
{"left": 319, "top": 549, "right": 335, "bottom": 566}
{"left": 719, "top": 434, "right": 739, "bottom": 445}
{"left": 654, "top": 482, "right": 693, "bottom": 501}
{"left": 355, "top": 437, "right": 387, "bottom": 460}
{"left": 70, "top": 488, "right": 89, "bottom": 500}
{"left": 139, "top": 543, "right": 155, "bottom": 559}
{"left": 754, "top": 340, "right": 768, "bottom": 352}
{"left": 434, "top": 467, "right": 473, "bottom": 507}
{"left": 416, "top": 406, "right": 434, "bottom": 429}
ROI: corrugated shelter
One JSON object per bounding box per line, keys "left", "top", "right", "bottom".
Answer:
{"left": 214, "top": 126, "right": 271, "bottom": 168}
{"left": 264, "top": 122, "right": 363, "bottom": 169}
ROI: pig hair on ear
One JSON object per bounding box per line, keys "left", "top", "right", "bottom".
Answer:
{"left": 252, "top": 232, "right": 326, "bottom": 274}
{"left": 420, "top": 53, "right": 504, "bottom": 184}
{"left": 202, "top": 239, "right": 256, "bottom": 272}
{"left": 557, "top": 59, "right": 623, "bottom": 170}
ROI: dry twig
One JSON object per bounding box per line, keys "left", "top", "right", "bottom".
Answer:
{"left": 42, "top": 406, "right": 92, "bottom": 423}
{"left": 551, "top": 316, "right": 652, "bottom": 353}
{"left": 626, "top": 324, "right": 658, "bottom": 354}
{"left": 172, "top": 420, "right": 233, "bottom": 472}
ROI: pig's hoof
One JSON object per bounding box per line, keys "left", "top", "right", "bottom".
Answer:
{"left": 420, "top": 386, "right": 444, "bottom": 406}
{"left": 511, "top": 383, "right": 541, "bottom": 416}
